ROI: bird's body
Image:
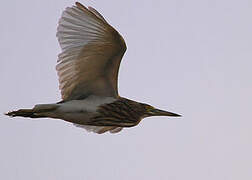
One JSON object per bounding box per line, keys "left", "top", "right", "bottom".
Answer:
{"left": 7, "top": 96, "right": 154, "bottom": 134}
{"left": 6, "top": 2, "right": 181, "bottom": 134}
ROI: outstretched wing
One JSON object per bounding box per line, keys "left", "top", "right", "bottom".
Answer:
{"left": 56, "top": 2, "right": 126, "bottom": 101}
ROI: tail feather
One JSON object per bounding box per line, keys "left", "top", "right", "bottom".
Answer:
{"left": 5, "top": 104, "right": 59, "bottom": 118}
{"left": 5, "top": 109, "right": 44, "bottom": 118}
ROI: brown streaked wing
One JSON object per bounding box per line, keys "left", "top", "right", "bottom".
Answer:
{"left": 56, "top": 2, "right": 126, "bottom": 100}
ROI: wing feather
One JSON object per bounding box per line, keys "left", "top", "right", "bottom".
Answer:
{"left": 74, "top": 124, "right": 123, "bottom": 134}
{"left": 56, "top": 2, "right": 126, "bottom": 100}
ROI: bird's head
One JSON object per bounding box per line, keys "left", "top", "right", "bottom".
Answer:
{"left": 141, "top": 103, "right": 181, "bottom": 118}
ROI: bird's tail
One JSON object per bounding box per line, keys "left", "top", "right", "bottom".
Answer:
{"left": 5, "top": 104, "right": 59, "bottom": 118}
{"left": 5, "top": 109, "right": 42, "bottom": 118}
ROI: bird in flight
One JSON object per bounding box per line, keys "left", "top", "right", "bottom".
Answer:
{"left": 6, "top": 2, "right": 181, "bottom": 134}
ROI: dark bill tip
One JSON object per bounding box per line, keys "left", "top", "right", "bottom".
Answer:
{"left": 153, "top": 109, "right": 182, "bottom": 117}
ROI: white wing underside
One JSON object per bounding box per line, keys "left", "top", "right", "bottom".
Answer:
{"left": 56, "top": 5, "right": 107, "bottom": 100}
{"left": 56, "top": 3, "right": 125, "bottom": 101}
{"left": 56, "top": 3, "right": 126, "bottom": 134}
{"left": 74, "top": 124, "right": 123, "bottom": 134}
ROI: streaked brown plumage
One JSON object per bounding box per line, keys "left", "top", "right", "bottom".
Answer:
{"left": 5, "top": 2, "right": 181, "bottom": 134}
{"left": 91, "top": 98, "right": 147, "bottom": 127}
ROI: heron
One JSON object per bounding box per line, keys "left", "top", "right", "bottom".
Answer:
{"left": 5, "top": 2, "right": 181, "bottom": 134}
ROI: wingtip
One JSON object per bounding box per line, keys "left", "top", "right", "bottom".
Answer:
{"left": 4, "top": 111, "right": 13, "bottom": 117}
{"left": 75, "top": 2, "right": 88, "bottom": 10}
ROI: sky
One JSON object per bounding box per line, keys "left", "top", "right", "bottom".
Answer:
{"left": 0, "top": 0, "right": 251, "bottom": 179}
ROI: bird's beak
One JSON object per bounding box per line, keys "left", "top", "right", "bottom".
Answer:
{"left": 151, "top": 108, "right": 181, "bottom": 117}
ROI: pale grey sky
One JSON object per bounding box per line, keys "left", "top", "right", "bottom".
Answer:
{"left": 1, "top": 0, "right": 252, "bottom": 180}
